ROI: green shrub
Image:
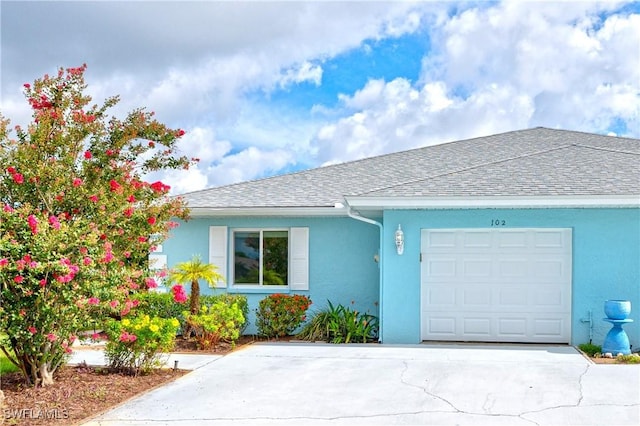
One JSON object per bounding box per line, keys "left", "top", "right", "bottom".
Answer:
{"left": 104, "top": 315, "right": 179, "bottom": 375}
{"left": 297, "top": 301, "right": 378, "bottom": 344}
{"left": 616, "top": 353, "right": 640, "bottom": 364}
{"left": 202, "top": 294, "right": 249, "bottom": 333}
{"left": 184, "top": 301, "right": 244, "bottom": 350}
{"left": 256, "top": 294, "right": 312, "bottom": 338}
{"left": 578, "top": 343, "right": 602, "bottom": 357}
{"left": 0, "top": 348, "right": 19, "bottom": 374}
{"left": 136, "top": 292, "right": 185, "bottom": 322}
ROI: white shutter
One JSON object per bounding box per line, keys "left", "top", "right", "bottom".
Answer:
{"left": 208, "top": 226, "right": 228, "bottom": 288}
{"left": 289, "top": 227, "right": 309, "bottom": 290}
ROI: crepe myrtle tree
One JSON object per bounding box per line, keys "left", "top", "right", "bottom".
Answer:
{"left": 0, "top": 64, "right": 196, "bottom": 386}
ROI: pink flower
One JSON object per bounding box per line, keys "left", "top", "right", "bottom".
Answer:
{"left": 48, "top": 215, "right": 61, "bottom": 229}
{"left": 145, "top": 277, "right": 158, "bottom": 289}
{"left": 6, "top": 166, "right": 16, "bottom": 174}
{"left": 87, "top": 297, "right": 100, "bottom": 305}
{"left": 23, "top": 83, "right": 31, "bottom": 89}
{"left": 0, "top": 258, "right": 8, "bottom": 268}
{"left": 84, "top": 151, "right": 92, "bottom": 159}
{"left": 123, "top": 207, "right": 134, "bottom": 217}
{"left": 147, "top": 217, "right": 157, "bottom": 225}
{"left": 46, "top": 333, "right": 57, "bottom": 342}
{"left": 14, "top": 275, "right": 23, "bottom": 283}
{"left": 39, "top": 279, "right": 47, "bottom": 288}
{"left": 149, "top": 181, "right": 170, "bottom": 193}
{"left": 27, "top": 215, "right": 38, "bottom": 234}
{"left": 72, "top": 177, "right": 83, "bottom": 187}
{"left": 3, "top": 204, "right": 14, "bottom": 212}
{"left": 28, "top": 326, "right": 37, "bottom": 334}
{"left": 83, "top": 257, "right": 92, "bottom": 266}
{"left": 127, "top": 194, "right": 136, "bottom": 203}
{"left": 109, "top": 179, "right": 121, "bottom": 192}
{"left": 12, "top": 173, "right": 24, "bottom": 184}
{"left": 109, "top": 300, "right": 119, "bottom": 308}
{"left": 119, "top": 332, "right": 137, "bottom": 343}
{"left": 171, "top": 285, "right": 188, "bottom": 303}
{"left": 102, "top": 251, "right": 114, "bottom": 263}
{"left": 91, "top": 332, "right": 101, "bottom": 341}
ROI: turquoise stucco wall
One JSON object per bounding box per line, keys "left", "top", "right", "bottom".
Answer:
{"left": 162, "top": 216, "right": 380, "bottom": 334}
{"left": 381, "top": 208, "right": 640, "bottom": 348}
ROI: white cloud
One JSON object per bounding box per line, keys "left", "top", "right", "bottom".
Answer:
{"left": 204, "top": 147, "right": 296, "bottom": 187}
{"left": 2, "top": 1, "right": 638, "bottom": 194}
{"left": 278, "top": 61, "right": 323, "bottom": 89}
{"left": 314, "top": 2, "right": 639, "bottom": 166}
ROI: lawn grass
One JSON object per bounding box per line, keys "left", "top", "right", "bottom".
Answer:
{"left": 0, "top": 349, "right": 19, "bottom": 374}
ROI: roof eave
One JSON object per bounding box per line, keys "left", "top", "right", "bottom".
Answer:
{"left": 187, "top": 206, "right": 350, "bottom": 217}
{"left": 344, "top": 195, "right": 640, "bottom": 210}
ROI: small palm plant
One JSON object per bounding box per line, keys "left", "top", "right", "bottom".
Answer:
{"left": 169, "top": 256, "right": 224, "bottom": 315}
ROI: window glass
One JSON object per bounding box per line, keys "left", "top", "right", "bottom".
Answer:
{"left": 263, "top": 231, "right": 288, "bottom": 285}
{"left": 234, "top": 231, "right": 260, "bottom": 284}
{"left": 233, "top": 230, "right": 288, "bottom": 286}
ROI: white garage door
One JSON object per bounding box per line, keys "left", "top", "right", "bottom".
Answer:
{"left": 421, "top": 228, "right": 572, "bottom": 343}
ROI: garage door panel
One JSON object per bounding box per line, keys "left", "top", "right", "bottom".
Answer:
{"left": 498, "top": 259, "right": 529, "bottom": 277}
{"left": 425, "top": 286, "right": 456, "bottom": 306}
{"left": 533, "top": 318, "right": 565, "bottom": 337}
{"left": 462, "top": 317, "right": 492, "bottom": 336}
{"left": 497, "top": 318, "right": 527, "bottom": 337}
{"left": 534, "top": 230, "right": 566, "bottom": 248}
{"left": 463, "top": 287, "right": 491, "bottom": 306}
{"left": 421, "top": 228, "right": 572, "bottom": 343}
{"left": 463, "top": 231, "right": 493, "bottom": 248}
{"left": 426, "top": 231, "right": 457, "bottom": 249}
{"left": 426, "top": 259, "right": 457, "bottom": 278}
{"left": 498, "top": 288, "right": 528, "bottom": 306}
{"left": 496, "top": 230, "right": 528, "bottom": 248}
{"left": 427, "top": 317, "right": 457, "bottom": 336}
{"left": 462, "top": 259, "right": 492, "bottom": 277}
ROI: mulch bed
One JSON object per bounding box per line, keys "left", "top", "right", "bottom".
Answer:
{"left": 0, "top": 364, "right": 188, "bottom": 425}
{"left": 0, "top": 336, "right": 268, "bottom": 425}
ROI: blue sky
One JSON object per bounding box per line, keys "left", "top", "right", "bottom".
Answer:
{"left": 1, "top": 1, "right": 638, "bottom": 194}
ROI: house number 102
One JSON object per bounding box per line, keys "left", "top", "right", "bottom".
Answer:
{"left": 491, "top": 219, "right": 506, "bottom": 226}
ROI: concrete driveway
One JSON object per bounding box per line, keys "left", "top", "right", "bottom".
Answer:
{"left": 82, "top": 342, "right": 639, "bottom": 425}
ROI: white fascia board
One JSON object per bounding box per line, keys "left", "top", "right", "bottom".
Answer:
{"left": 344, "top": 195, "right": 640, "bottom": 209}
{"left": 187, "top": 206, "right": 350, "bottom": 217}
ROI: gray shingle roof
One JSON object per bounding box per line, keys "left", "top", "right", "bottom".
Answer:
{"left": 180, "top": 128, "right": 640, "bottom": 210}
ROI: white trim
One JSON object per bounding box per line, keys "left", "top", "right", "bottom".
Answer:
{"left": 230, "top": 228, "right": 291, "bottom": 289}
{"left": 188, "top": 207, "right": 348, "bottom": 217}
{"left": 208, "top": 226, "right": 228, "bottom": 288}
{"left": 345, "top": 195, "right": 640, "bottom": 210}
{"left": 290, "top": 227, "right": 309, "bottom": 291}
{"left": 190, "top": 196, "right": 639, "bottom": 217}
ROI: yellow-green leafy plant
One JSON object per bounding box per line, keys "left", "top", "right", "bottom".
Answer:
{"left": 104, "top": 315, "right": 180, "bottom": 375}
{"left": 184, "top": 301, "right": 244, "bottom": 350}
{"left": 169, "top": 256, "right": 224, "bottom": 316}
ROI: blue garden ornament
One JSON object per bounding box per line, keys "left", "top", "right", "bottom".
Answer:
{"left": 602, "top": 300, "right": 633, "bottom": 355}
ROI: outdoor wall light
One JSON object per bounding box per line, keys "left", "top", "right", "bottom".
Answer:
{"left": 395, "top": 224, "right": 404, "bottom": 255}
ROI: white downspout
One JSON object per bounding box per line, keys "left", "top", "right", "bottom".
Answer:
{"left": 343, "top": 202, "right": 384, "bottom": 343}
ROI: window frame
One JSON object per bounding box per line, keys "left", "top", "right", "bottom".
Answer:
{"left": 230, "top": 228, "right": 291, "bottom": 289}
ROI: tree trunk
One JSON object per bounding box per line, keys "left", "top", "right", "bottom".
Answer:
{"left": 189, "top": 279, "right": 200, "bottom": 315}
{"left": 39, "top": 363, "right": 55, "bottom": 386}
